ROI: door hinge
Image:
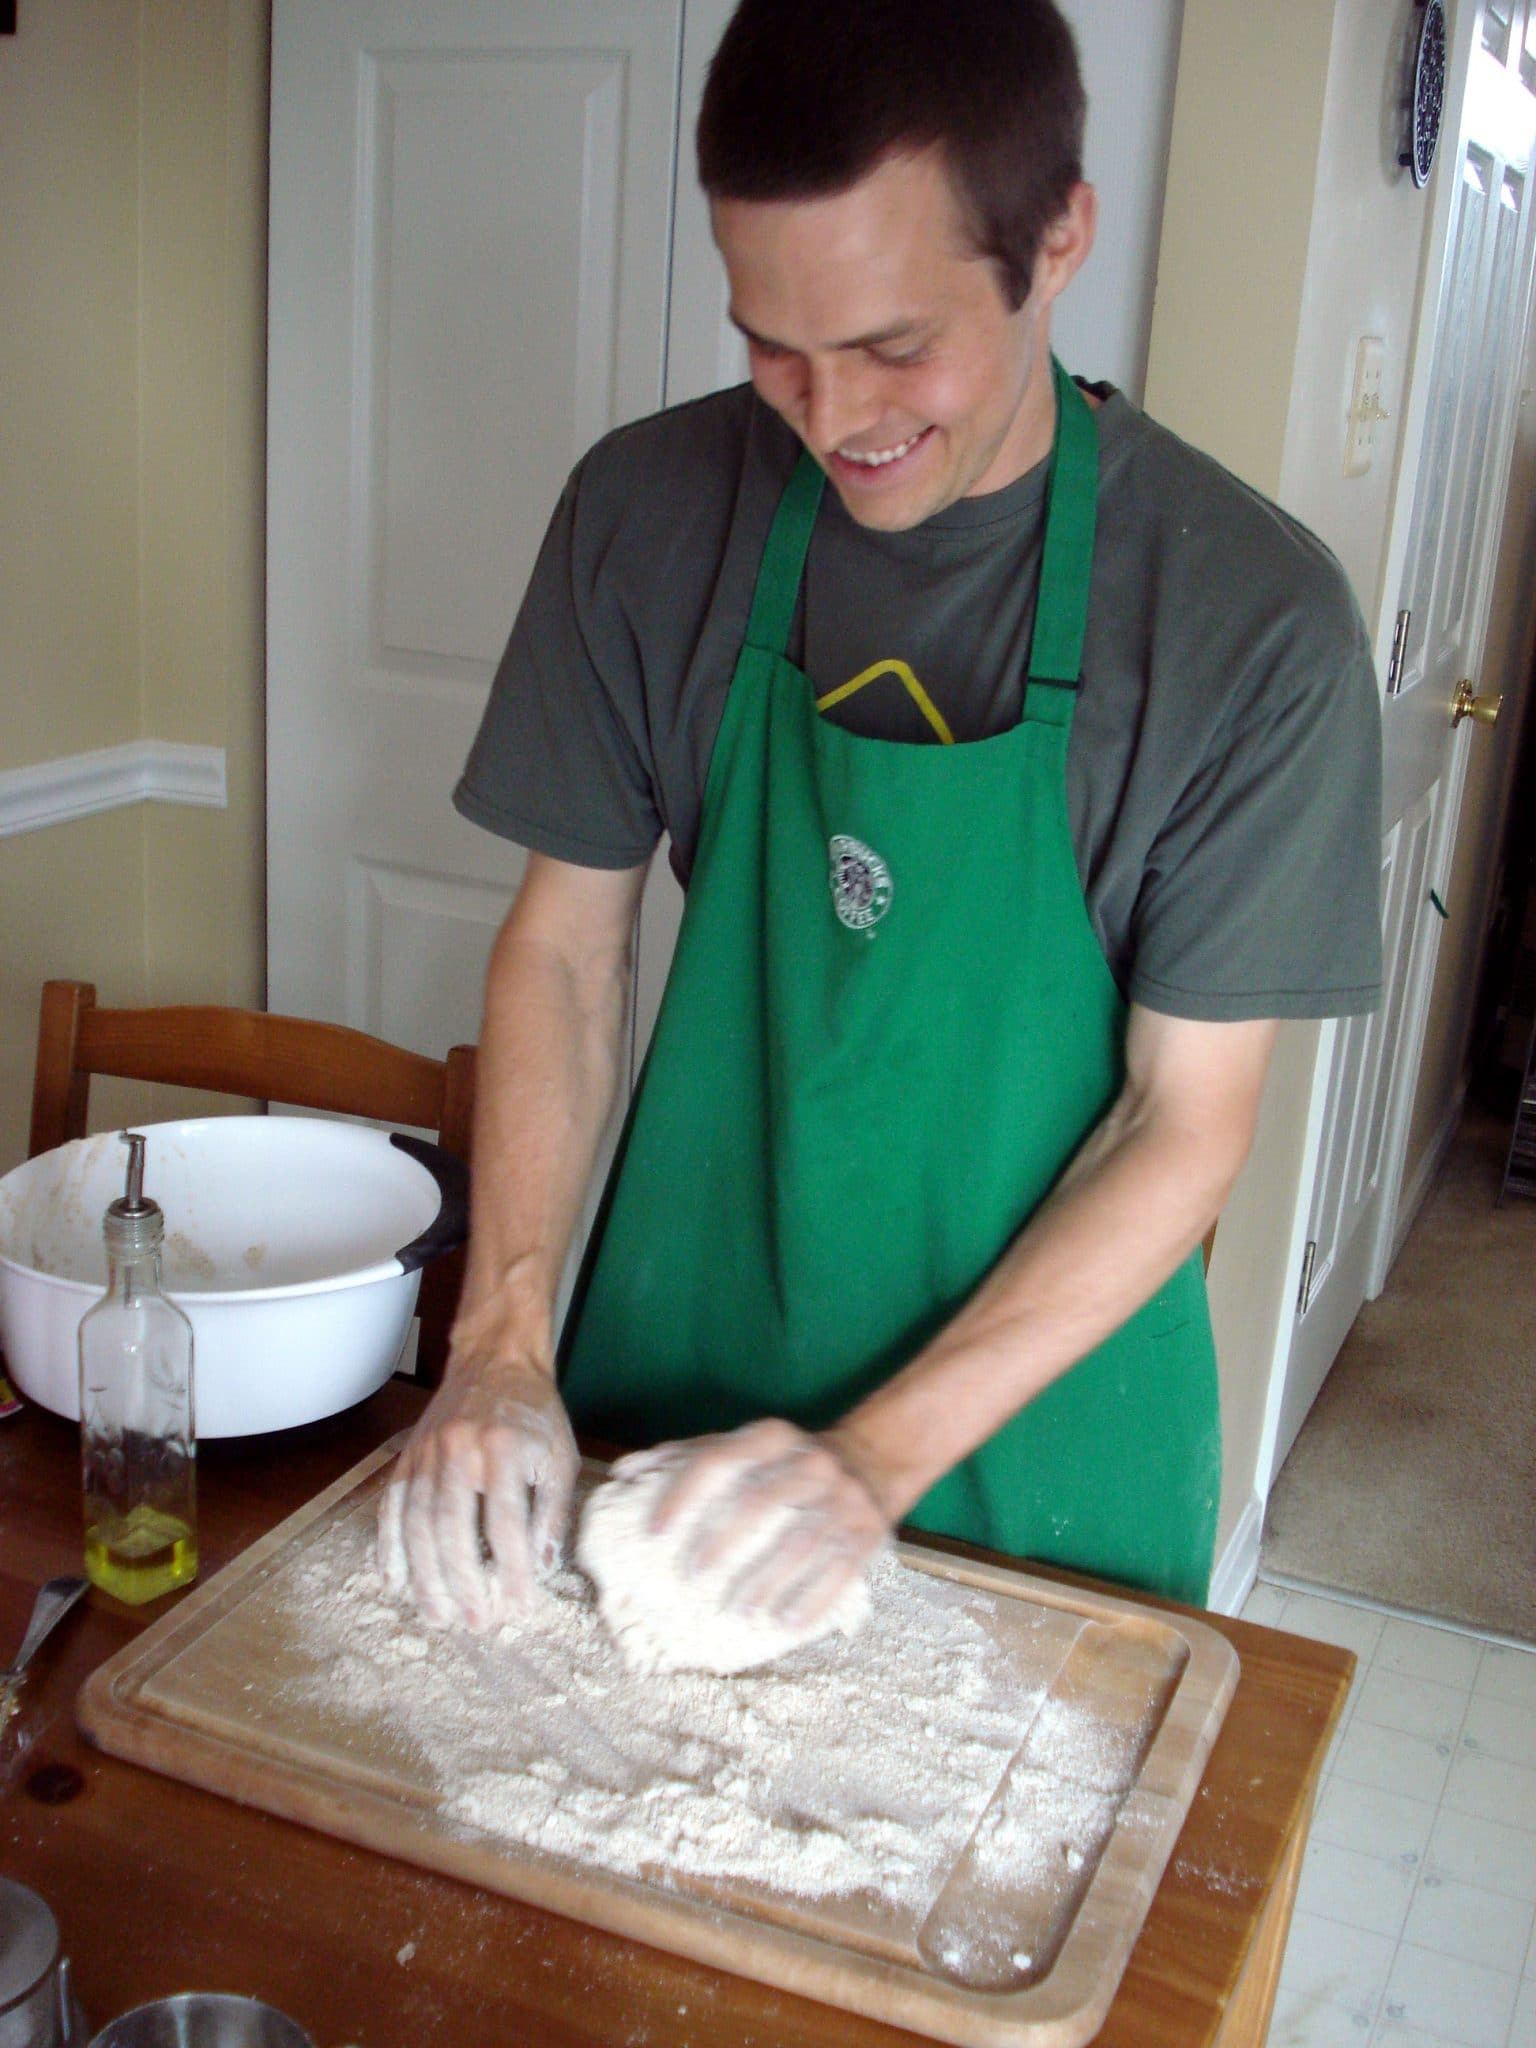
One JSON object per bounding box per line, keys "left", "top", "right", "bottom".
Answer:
{"left": 1296, "top": 1239, "right": 1318, "bottom": 1317}
{"left": 1386, "top": 609, "right": 1411, "bottom": 697}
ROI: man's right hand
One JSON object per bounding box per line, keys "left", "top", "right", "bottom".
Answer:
{"left": 377, "top": 1350, "right": 579, "bottom": 1633}
{"left": 375, "top": 853, "right": 643, "bottom": 1634}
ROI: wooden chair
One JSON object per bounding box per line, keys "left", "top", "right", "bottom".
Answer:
{"left": 28, "top": 980, "right": 475, "bottom": 1387}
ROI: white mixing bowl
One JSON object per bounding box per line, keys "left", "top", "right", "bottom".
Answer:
{"left": 0, "top": 1117, "right": 467, "bottom": 1436}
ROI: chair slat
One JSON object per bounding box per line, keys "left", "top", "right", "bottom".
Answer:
{"left": 75, "top": 1005, "right": 446, "bottom": 1131}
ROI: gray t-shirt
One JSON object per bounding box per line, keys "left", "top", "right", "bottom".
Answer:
{"left": 457, "top": 381, "right": 1382, "bottom": 1021}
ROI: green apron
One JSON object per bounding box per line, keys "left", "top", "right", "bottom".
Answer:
{"left": 561, "top": 362, "right": 1220, "bottom": 1604}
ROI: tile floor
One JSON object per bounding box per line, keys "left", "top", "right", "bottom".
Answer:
{"left": 1238, "top": 1577, "right": 1536, "bottom": 2048}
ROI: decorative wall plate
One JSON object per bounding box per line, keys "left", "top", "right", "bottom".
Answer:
{"left": 1402, "top": 0, "right": 1448, "bottom": 190}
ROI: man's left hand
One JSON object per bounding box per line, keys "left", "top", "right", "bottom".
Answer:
{"left": 610, "top": 1417, "right": 892, "bottom": 1635}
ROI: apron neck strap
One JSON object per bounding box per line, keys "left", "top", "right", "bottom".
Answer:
{"left": 1024, "top": 359, "right": 1099, "bottom": 717}
{"left": 744, "top": 447, "right": 825, "bottom": 656}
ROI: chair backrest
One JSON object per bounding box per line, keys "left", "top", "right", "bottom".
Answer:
{"left": 28, "top": 980, "right": 475, "bottom": 1385}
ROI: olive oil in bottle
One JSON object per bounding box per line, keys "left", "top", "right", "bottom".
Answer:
{"left": 79, "top": 1132, "right": 198, "bottom": 1603}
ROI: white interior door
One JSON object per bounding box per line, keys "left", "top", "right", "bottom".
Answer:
{"left": 267, "top": 0, "right": 736, "bottom": 1066}
{"left": 1274, "top": 0, "right": 1536, "bottom": 1472}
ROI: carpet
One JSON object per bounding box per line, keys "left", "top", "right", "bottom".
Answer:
{"left": 1262, "top": 1107, "right": 1536, "bottom": 1641}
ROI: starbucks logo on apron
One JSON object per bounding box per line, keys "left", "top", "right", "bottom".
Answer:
{"left": 828, "top": 834, "right": 893, "bottom": 931}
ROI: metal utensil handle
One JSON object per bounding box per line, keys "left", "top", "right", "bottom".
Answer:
{"left": 5, "top": 1575, "right": 89, "bottom": 1680}
{"left": 58, "top": 1955, "right": 85, "bottom": 2047}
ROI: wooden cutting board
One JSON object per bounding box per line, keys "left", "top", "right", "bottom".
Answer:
{"left": 77, "top": 1437, "right": 1238, "bottom": 2048}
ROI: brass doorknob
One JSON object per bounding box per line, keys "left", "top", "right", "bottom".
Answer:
{"left": 1451, "top": 680, "right": 1503, "bottom": 728}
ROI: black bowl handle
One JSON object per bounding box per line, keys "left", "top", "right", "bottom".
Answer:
{"left": 389, "top": 1134, "right": 470, "bottom": 1272}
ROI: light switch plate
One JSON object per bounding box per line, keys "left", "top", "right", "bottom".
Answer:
{"left": 1345, "top": 336, "right": 1387, "bottom": 477}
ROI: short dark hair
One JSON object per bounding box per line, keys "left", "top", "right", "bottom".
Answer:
{"left": 696, "top": 0, "right": 1086, "bottom": 310}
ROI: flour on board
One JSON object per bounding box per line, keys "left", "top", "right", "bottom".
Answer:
{"left": 276, "top": 1498, "right": 1146, "bottom": 1970}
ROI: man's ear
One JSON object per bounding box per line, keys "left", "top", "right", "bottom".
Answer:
{"left": 1033, "top": 182, "right": 1098, "bottom": 311}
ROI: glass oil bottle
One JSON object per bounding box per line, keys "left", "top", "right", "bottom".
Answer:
{"left": 79, "top": 1131, "right": 198, "bottom": 1602}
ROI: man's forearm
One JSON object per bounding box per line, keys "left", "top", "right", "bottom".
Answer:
{"left": 452, "top": 869, "right": 641, "bottom": 1377}
{"left": 386, "top": 856, "right": 645, "bottom": 1631}
{"left": 828, "top": 1014, "right": 1277, "bottom": 1521}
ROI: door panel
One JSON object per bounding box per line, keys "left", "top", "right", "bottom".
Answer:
{"left": 365, "top": 51, "right": 637, "bottom": 670}
{"left": 1396, "top": 150, "right": 1493, "bottom": 702}
{"left": 348, "top": 862, "right": 518, "bottom": 1060}
{"left": 268, "top": 1, "right": 686, "bottom": 1056}
{"left": 1448, "top": 164, "right": 1526, "bottom": 637}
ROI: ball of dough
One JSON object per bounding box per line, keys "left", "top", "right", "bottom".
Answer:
{"left": 576, "top": 1463, "right": 872, "bottom": 1677}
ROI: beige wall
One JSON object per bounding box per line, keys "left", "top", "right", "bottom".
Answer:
{"left": 1144, "top": 0, "right": 1337, "bottom": 501}
{"left": 0, "top": 3, "right": 141, "bottom": 768}
{"left": 0, "top": 2, "right": 269, "bottom": 1172}
{"left": 1146, "top": 0, "right": 1434, "bottom": 1565}
{"left": 139, "top": 1, "right": 269, "bottom": 1018}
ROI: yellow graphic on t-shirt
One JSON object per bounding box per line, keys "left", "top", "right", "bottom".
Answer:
{"left": 816, "top": 660, "right": 955, "bottom": 745}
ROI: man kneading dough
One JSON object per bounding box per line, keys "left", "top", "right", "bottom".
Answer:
{"left": 377, "top": 0, "right": 1382, "bottom": 1654}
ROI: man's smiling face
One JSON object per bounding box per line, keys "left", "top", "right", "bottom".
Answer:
{"left": 712, "top": 147, "right": 1094, "bottom": 532}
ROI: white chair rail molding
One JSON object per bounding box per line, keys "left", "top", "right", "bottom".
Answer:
{"left": 0, "top": 742, "right": 228, "bottom": 838}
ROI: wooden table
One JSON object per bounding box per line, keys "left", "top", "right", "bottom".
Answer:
{"left": 0, "top": 1382, "right": 1351, "bottom": 2048}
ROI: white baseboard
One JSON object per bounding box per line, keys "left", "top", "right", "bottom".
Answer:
{"left": 0, "top": 741, "right": 227, "bottom": 838}
{"left": 1208, "top": 1490, "right": 1265, "bottom": 1617}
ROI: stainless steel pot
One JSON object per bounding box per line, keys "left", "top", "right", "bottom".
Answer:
{"left": 0, "top": 1879, "right": 81, "bottom": 2048}
{"left": 86, "top": 1995, "right": 313, "bottom": 2048}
